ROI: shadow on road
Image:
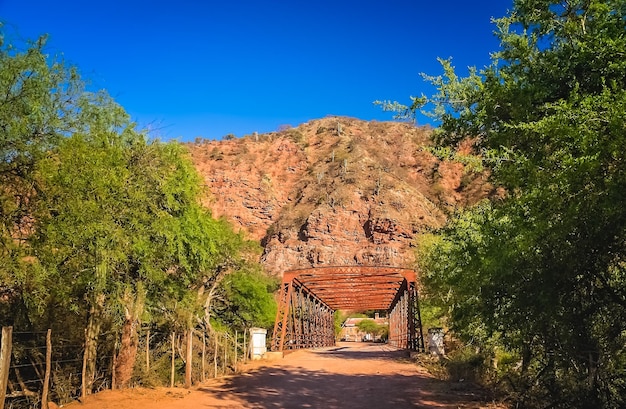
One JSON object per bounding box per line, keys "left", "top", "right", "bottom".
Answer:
{"left": 203, "top": 366, "right": 433, "bottom": 408}
{"left": 199, "top": 345, "right": 491, "bottom": 409}
{"left": 316, "top": 343, "right": 411, "bottom": 361}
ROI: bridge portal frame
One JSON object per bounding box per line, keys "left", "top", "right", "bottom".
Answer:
{"left": 271, "top": 266, "right": 425, "bottom": 353}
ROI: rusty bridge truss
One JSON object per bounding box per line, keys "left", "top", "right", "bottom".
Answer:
{"left": 271, "top": 266, "right": 425, "bottom": 352}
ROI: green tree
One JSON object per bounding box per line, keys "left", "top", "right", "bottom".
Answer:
{"left": 217, "top": 266, "right": 278, "bottom": 329}
{"left": 32, "top": 118, "right": 266, "bottom": 388}
{"left": 356, "top": 319, "right": 383, "bottom": 338}
{"left": 387, "top": 1, "right": 626, "bottom": 407}
{"left": 0, "top": 32, "right": 85, "bottom": 326}
{"left": 0, "top": 29, "right": 277, "bottom": 392}
{"left": 30, "top": 96, "right": 186, "bottom": 388}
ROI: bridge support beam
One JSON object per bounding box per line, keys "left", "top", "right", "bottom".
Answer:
{"left": 271, "top": 276, "right": 335, "bottom": 352}
{"left": 388, "top": 280, "right": 425, "bottom": 352}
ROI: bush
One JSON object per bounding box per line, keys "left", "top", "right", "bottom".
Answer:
{"left": 445, "top": 347, "right": 487, "bottom": 383}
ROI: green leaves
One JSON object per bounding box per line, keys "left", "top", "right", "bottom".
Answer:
{"left": 0, "top": 34, "right": 83, "bottom": 305}
{"left": 397, "top": 1, "right": 626, "bottom": 406}
{"left": 0, "top": 28, "right": 278, "bottom": 391}
{"left": 218, "top": 267, "right": 278, "bottom": 329}
{"left": 0, "top": 29, "right": 276, "bottom": 344}
{"left": 356, "top": 318, "right": 385, "bottom": 336}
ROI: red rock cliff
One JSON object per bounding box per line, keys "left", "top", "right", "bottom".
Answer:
{"left": 188, "top": 117, "right": 490, "bottom": 275}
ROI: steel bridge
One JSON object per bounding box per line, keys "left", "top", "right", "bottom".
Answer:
{"left": 271, "top": 266, "right": 425, "bottom": 352}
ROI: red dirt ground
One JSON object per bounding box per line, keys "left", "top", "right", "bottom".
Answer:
{"left": 64, "top": 342, "right": 504, "bottom": 409}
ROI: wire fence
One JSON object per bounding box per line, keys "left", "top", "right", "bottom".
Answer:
{"left": 0, "top": 325, "right": 255, "bottom": 409}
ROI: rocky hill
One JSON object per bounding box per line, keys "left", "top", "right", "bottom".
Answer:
{"left": 187, "top": 117, "right": 491, "bottom": 275}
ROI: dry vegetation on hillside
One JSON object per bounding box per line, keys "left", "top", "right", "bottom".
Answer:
{"left": 188, "top": 117, "right": 492, "bottom": 274}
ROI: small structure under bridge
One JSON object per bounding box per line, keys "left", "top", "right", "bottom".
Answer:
{"left": 271, "top": 266, "right": 425, "bottom": 352}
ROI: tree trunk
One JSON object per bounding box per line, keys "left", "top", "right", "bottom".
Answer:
{"left": 113, "top": 284, "right": 146, "bottom": 388}
{"left": 114, "top": 316, "right": 138, "bottom": 388}
{"left": 83, "top": 294, "right": 104, "bottom": 395}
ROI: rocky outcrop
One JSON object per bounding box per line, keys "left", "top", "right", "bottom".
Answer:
{"left": 188, "top": 117, "right": 491, "bottom": 275}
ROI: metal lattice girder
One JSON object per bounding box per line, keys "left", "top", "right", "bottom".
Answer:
{"left": 408, "top": 282, "right": 425, "bottom": 352}
{"left": 271, "top": 266, "right": 425, "bottom": 352}
{"left": 271, "top": 277, "right": 335, "bottom": 351}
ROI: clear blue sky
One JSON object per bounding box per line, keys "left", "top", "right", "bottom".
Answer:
{"left": 1, "top": 1, "right": 512, "bottom": 141}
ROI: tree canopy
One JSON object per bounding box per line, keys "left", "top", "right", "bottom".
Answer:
{"left": 0, "top": 29, "right": 276, "bottom": 391}
{"left": 385, "top": 1, "right": 626, "bottom": 407}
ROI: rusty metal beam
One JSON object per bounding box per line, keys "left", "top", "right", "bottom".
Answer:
{"left": 271, "top": 266, "right": 424, "bottom": 352}
{"left": 271, "top": 280, "right": 294, "bottom": 352}
{"left": 271, "top": 276, "right": 334, "bottom": 351}
{"left": 286, "top": 266, "right": 415, "bottom": 311}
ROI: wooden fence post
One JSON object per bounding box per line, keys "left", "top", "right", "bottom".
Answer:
{"left": 111, "top": 339, "right": 117, "bottom": 390}
{"left": 213, "top": 335, "right": 218, "bottom": 377}
{"left": 0, "top": 326, "right": 13, "bottom": 409}
{"left": 145, "top": 329, "right": 150, "bottom": 372}
{"left": 243, "top": 329, "right": 247, "bottom": 364}
{"left": 223, "top": 333, "right": 227, "bottom": 374}
{"left": 81, "top": 329, "right": 87, "bottom": 398}
{"left": 170, "top": 332, "right": 175, "bottom": 388}
{"left": 185, "top": 329, "right": 192, "bottom": 388}
{"left": 201, "top": 331, "right": 206, "bottom": 382}
{"left": 234, "top": 330, "right": 238, "bottom": 373}
{"left": 41, "top": 329, "right": 52, "bottom": 409}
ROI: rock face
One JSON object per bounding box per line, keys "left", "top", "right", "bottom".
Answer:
{"left": 188, "top": 117, "right": 491, "bottom": 275}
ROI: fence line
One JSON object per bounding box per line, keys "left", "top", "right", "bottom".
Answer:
{"left": 1, "top": 325, "right": 260, "bottom": 409}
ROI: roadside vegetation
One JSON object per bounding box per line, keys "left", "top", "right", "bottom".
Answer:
{"left": 382, "top": 1, "right": 626, "bottom": 407}
{"left": 0, "top": 28, "right": 276, "bottom": 394}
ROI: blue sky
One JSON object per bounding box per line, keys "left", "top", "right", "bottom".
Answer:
{"left": 1, "top": 1, "right": 512, "bottom": 141}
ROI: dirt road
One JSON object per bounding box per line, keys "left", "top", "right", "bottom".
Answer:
{"left": 67, "top": 342, "right": 501, "bottom": 409}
